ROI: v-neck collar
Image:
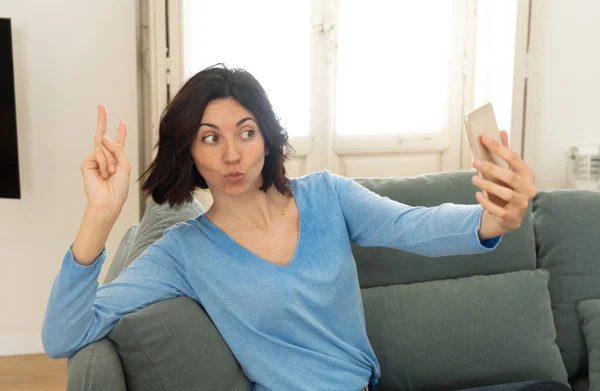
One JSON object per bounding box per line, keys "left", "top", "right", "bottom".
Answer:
{"left": 197, "top": 179, "right": 302, "bottom": 269}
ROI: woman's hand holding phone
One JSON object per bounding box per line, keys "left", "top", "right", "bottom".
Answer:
{"left": 471, "top": 130, "right": 537, "bottom": 237}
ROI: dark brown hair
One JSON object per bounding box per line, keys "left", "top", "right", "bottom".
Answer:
{"left": 138, "top": 63, "right": 295, "bottom": 208}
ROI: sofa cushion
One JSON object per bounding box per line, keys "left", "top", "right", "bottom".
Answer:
{"left": 121, "top": 197, "right": 205, "bottom": 271}
{"left": 103, "top": 223, "right": 139, "bottom": 284}
{"left": 361, "top": 269, "right": 568, "bottom": 391}
{"left": 578, "top": 299, "right": 600, "bottom": 391}
{"left": 352, "top": 170, "right": 536, "bottom": 288}
{"left": 108, "top": 296, "right": 252, "bottom": 391}
{"left": 533, "top": 189, "right": 600, "bottom": 377}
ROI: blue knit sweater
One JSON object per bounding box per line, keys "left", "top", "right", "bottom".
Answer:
{"left": 42, "top": 169, "right": 501, "bottom": 390}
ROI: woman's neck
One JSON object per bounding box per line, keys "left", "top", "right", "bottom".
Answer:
{"left": 206, "top": 186, "right": 291, "bottom": 231}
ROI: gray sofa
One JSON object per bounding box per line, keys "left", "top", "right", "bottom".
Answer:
{"left": 64, "top": 170, "right": 600, "bottom": 391}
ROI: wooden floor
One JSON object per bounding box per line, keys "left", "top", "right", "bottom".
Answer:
{"left": 0, "top": 354, "right": 66, "bottom": 391}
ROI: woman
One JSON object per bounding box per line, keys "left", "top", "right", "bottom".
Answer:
{"left": 43, "top": 64, "right": 564, "bottom": 391}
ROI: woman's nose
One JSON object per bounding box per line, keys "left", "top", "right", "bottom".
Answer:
{"left": 223, "top": 140, "right": 242, "bottom": 164}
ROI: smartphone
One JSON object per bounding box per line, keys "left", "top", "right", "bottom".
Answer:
{"left": 464, "top": 103, "right": 509, "bottom": 206}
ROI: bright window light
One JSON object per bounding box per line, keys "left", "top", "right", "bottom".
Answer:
{"left": 335, "top": 0, "right": 452, "bottom": 136}
{"left": 182, "top": 0, "right": 311, "bottom": 137}
{"left": 473, "top": 0, "right": 518, "bottom": 134}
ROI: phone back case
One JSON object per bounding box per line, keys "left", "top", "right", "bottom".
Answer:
{"left": 464, "top": 103, "right": 509, "bottom": 170}
{"left": 464, "top": 103, "right": 511, "bottom": 207}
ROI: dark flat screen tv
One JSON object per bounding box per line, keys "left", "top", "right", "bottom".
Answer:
{"left": 0, "top": 17, "right": 21, "bottom": 199}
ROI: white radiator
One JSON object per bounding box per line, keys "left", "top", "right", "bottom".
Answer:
{"left": 567, "top": 145, "right": 600, "bottom": 191}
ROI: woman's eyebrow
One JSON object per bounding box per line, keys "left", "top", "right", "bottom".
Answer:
{"left": 199, "top": 117, "right": 256, "bottom": 130}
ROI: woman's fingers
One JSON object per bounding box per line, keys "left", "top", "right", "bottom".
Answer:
{"left": 480, "top": 133, "right": 535, "bottom": 182}
{"left": 95, "top": 104, "right": 107, "bottom": 148}
{"left": 102, "top": 131, "right": 127, "bottom": 167}
{"left": 94, "top": 104, "right": 114, "bottom": 175}
{"left": 500, "top": 130, "right": 509, "bottom": 148}
{"left": 472, "top": 175, "right": 514, "bottom": 202}
{"left": 95, "top": 147, "right": 108, "bottom": 178}
{"left": 113, "top": 121, "right": 128, "bottom": 148}
{"left": 102, "top": 144, "right": 116, "bottom": 174}
{"left": 93, "top": 104, "right": 126, "bottom": 177}
{"left": 473, "top": 158, "right": 534, "bottom": 197}
{"left": 475, "top": 191, "right": 508, "bottom": 219}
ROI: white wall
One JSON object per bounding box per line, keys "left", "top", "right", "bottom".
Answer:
{"left": 0, "top": 1, "right": 140, "bottom": 355}
{"left": 532, "top": 0, "right": 600, "bottom": 190}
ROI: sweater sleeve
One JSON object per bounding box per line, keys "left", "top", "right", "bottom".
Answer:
{"left": 42, "top": 226, "right": 194, "bottom": 359}
{"left": 329, "top": 171, "right": 502, "bottom": 257}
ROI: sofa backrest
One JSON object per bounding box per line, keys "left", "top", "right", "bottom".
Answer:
{"left": 532, "top": 189, "right": 600, "bottom": 378}
{"left": 352, "top": 170, "right": 536, "bottom": 288}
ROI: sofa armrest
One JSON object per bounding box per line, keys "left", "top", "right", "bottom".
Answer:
{"left": 67, "top": 338, "right": 127, "bottom": 391}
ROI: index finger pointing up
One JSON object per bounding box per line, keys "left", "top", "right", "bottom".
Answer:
{"left": 95, "top": 104, "right": 107, "bottom": 147}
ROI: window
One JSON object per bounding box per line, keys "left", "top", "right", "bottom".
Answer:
{"left": 180, "top": 1, "right": 518, "bottom": 139}
{"left": 472, "top": 0, "right": 518, "bottom": 132}
{"left": 336, "top": 0, "right": 452, "bottom": 135}
{"left": 182, "top": 0, "right": 311, "bottom": 137}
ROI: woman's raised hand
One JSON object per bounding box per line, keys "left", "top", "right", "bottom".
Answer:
{"left": 80, "top": 104, "right": 131, "bottom": 212}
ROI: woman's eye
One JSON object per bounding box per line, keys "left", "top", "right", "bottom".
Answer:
{"left": 202, "top": 130, "right": 254, "bottom": 144}
{"left": 241, "top": 129, "right": 255, "bottom": 139}
{"left": 203, "top": 134, "right": 218, "bottom": 144}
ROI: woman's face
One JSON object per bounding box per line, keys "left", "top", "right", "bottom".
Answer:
{"left": 191, "top": 98, "right": 268, "bottom": 197}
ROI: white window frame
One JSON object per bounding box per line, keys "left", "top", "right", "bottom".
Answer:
{"left": 137, "top": 0, "right": 532, "bottom": 210}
